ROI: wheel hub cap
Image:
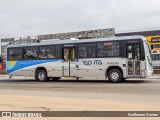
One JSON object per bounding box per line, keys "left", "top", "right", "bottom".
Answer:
{"left": 111, "top": 72, "right": 119, "bottom": 80}
{"left": 38, "top": 72, "right": 45, "bottom": 80}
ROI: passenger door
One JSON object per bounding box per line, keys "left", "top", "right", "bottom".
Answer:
{"left": 63, "top": 47, "right": 77, "bottom": 76}
{"left": 127, "top": 44, "right": 141, "bottom": 77}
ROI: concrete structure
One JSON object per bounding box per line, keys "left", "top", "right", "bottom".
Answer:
{"left": 0, "top": 28, "right": 115, "bottom": 60}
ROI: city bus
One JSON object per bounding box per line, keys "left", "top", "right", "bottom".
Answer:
{"left": 152, "top": 53, "right": 160, "bottom": 73}
{"left": 0, "top": 56, "right": 5, "bottom": 70}
{"left": 146, "top": 36, "right": 160, "bottom": 53}
{"left": 6, "top": 36, "right": 153, "bottom": 83}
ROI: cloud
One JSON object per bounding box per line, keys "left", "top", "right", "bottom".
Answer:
{"left": 0, "top": 0, "right": 160, "bottom": 38}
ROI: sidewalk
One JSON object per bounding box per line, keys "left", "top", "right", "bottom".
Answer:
{"left": 0, "top": 74, "right": 9, "bottom": 77}
{"left": 147, "top": 74, "right": 160, "bottom": 79}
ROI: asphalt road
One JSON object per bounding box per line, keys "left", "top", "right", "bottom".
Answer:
{"left": 0, "top": 77, "right": 160, "bottom": 95}
{"left": 0, "top": 76, "right": 160, "bottom": 112}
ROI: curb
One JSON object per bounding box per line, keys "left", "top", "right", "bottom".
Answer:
{"left": 0, "top": 75, "right": 9, "bottom": 77}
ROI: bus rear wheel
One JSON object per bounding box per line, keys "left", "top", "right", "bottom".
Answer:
{"left": 36, "top": 70, "right": 48, "bottom": 82}
{"left": 108, "top": 69, "right": 122, "bottom": 83}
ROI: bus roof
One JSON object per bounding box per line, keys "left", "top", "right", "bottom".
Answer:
{"left": 7, "top": 35, "right": 145, "bottom": 48}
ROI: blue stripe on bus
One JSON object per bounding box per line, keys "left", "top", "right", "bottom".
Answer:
{"left": 6, "top": 59, "right": 62, "bottom": 74}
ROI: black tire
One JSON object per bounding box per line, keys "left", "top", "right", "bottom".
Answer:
{"left": 47, "top": 77, "right": 52, "bottom": 81}
{"left": 52, "top": 77, "right": 61, "bottom": 81}
{"left": 122, "top": 78, "right": 126, "bottom": 82}
{"left": 108, "top": 69, "right": 122, "bottom": 83}
{"left": 36, "top": 70, "right": 48, "bottom": 82}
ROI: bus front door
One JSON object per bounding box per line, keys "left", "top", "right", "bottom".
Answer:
{"left": 127, "top": 44, "right": 141, "bottom": 77}
{"left": 63, "top": 48, "right": 77, "bottom": 77}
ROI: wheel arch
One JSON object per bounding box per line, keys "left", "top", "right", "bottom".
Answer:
{"left": 106, "top": 66, "right": 123, "bottom": 78}
{"left": 35, "top": 67, "right": 48, "bottom": 77}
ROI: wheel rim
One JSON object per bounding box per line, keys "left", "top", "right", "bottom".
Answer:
{"left": 111, "top": 72, "right": 119, "bottom": 81}
{"left": 38, "top": 72, "right": 45, "bottom": 81}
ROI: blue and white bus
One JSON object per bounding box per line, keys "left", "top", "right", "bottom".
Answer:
{"left": 6, "top": 36, "right": 153, "bottom": 83}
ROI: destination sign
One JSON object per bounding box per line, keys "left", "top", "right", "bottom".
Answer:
{"left": 151, "top": 37, "right": 160, "bottom": 43}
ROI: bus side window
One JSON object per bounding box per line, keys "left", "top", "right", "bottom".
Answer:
{"left": 135, "top": 44, "right": 140, "bottom": 60}
{"left": 127, "top": 45, "right": 133, "bottom": 59}
{"left": 56, "top": 45, "right": 61, "bottom": 58}
{"left": 8, "top": 48, "right": 22, "bottom": 60}
{"left": 39, "top": 46, "right": 56, "bottom": 59}
{"left": 79, "top": 43, "right": 96, "bottom": 58}
{"left": 97, "top": 42, "right": 120, "bottom": 57}
{"left": 23, "top": 47, "right": 38, "bottom": 59}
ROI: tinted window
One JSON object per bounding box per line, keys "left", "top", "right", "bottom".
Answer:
{"left": 39, "top": 45, "right": 61, "bottom": 59}
{"left": 56, "top": 45, "right": 61, "bottom": 58}
{"left": 8, "top": 48, "right": 22, "bottom": 60}
{"left": 97, "top": 42, "right": 120, "bottom": 57}
{"left": 135, "top": 44, "right": 140, "bottom": 60}
{"left": 39, "top": 46, "right": 56, "bottom": 59}
{"left": 152, "top": 54, "right": 160, "bottom": 60}
{"left": 79, "top": 43, "right": 96, "bottom": 58}
{"left": 23, "top": 47, "right": 38, "bottom": 59}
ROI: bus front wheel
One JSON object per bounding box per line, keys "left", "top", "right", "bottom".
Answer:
{"left": 36, "top": 70, "right": 48, "bottom": 82}
{"left": 108, "top": 69, "right": 122, "bottom": 83}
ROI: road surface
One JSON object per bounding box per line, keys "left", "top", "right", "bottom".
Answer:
{"left": 0, "top": 76, "right": 160, "bottom": 119}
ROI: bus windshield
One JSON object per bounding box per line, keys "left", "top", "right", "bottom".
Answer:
{"left": 146, "top": 43, "right": 152, "bottom": 66}
{"left": 152, "top": 54, "right": 160, "bottom": 60}
{"left": 153, "top": 44, "right": 160, "bottom": 49}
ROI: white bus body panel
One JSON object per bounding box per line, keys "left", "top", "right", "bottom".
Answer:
{"left": 7, "top": 58, "right": 150, "bottom": 78}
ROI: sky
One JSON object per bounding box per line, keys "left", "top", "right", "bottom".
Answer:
{"left": 0, "top": 0, "right": 160, "bottom": 38}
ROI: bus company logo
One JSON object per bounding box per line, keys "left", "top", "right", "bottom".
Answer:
{"left": 82, "top": 60, "right": 102, "bottom": 65}
{"left": 2, "top": 112, "right": 12, "bottom": 117}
